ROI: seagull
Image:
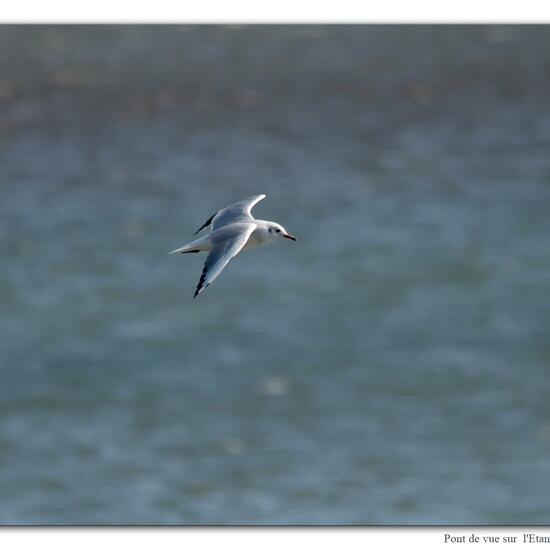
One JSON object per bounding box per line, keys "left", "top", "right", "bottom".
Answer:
{"left": 170, "top": 194, "right": 296, "bottom": 297}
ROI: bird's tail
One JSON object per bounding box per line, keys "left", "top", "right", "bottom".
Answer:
{"left": 169, "top": 235, "right": 211, "bottom": 255}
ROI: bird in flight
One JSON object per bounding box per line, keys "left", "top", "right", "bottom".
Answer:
{"left": 170, "top": 194, "right": 296, "bottom": 297}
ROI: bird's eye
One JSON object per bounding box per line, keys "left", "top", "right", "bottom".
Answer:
{"left": 276, "top": 229, "right": 280, "bottom": 233}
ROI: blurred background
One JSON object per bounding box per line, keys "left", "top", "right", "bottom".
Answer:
{"left": 1, "top": 25, "right": 550, "bottom": 525}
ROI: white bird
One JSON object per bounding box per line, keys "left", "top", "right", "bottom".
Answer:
{"left": 170, "top": 194, "right": 296, "bottom": 297}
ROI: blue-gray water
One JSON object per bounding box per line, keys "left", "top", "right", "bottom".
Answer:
{"left": 1, "top": 25, "right": 550, "bottom": 524}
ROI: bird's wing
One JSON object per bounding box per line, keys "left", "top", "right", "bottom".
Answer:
{"left": 194, "top": 223, "right": 256, "bottom": 297}
{"left": 193, "top": 211, "right": 217, "bottom": 235}
{"left": 211, "top": 194, "right": 266, "bottom": 230}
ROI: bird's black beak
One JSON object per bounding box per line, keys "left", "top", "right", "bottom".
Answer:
{"left": 283, "top": 234, "right": 297, "bottom": 241}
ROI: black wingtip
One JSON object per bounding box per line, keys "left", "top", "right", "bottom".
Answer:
{"left": 194, "top": 284, "right": 209, "bottom": 298}
{"left": 194, "top": 270, "right": 208, "bottom": 298}
{"left": 193, "top": 212, "right": 217, "bottom": 235}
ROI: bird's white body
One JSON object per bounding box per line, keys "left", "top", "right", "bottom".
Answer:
{"left": 170, "top": 195, "right": 296, "bottom": 297}
{"left": 170, "top": 219, "right": 277, "bottom": 255}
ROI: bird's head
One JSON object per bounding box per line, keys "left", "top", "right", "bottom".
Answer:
{"left": 267, "top": 222, "right": 296, "bottom": 242}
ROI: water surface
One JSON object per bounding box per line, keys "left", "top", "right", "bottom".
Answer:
{"left": 1, "top": 25, "right": 550, "bottom": 524}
